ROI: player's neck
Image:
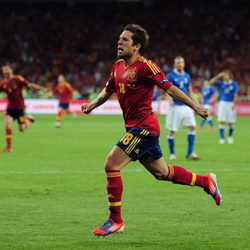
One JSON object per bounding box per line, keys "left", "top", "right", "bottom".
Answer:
{"left": 175, "top": 69, "right": 184, "bottom": 75}
{"left": 5, "top": 74, "right": 13, "bottom": 80}
{"left": 124, "top": 54, "right": 140, "bottom": 67}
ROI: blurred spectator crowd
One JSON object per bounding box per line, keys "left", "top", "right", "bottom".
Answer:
{"left": 0, "top": 0, "right": 250, "bottom": 101}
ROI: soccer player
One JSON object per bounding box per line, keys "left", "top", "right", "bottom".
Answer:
{"left": 209, "top": 70, "right": 239, "bottom": 144}
{"left": 166, "top": 56, "right": 200, "bottom": 161}
{"left": 82, "top": 24, "right": 222, "bottom": 237}
{"left": 197, "top": 79, "right": 216, "bottom": 130}
{"left": 53, "top": 74, "right": 74, "bottom": 127}
{"left": 0, "top": 65, "right": 47, "bottom": 152}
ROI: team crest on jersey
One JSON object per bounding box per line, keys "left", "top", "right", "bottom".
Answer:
{"left": 128, "top": 70, "right": 137, "bottom": 82}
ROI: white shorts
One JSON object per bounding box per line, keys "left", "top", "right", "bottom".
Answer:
{"left": 217, "top": 101, "right": 236, "bottom": 123}
{"left": 166, "top": 105, "right": 196, "bottom": 131}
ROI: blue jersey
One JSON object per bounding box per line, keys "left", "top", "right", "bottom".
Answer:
{"left": 167, "top": 70, "right": 191, "bottom": 105}
{"left": 201, "top": 86, "right": 216, "bottom": 105}
{"left": 215, "top": 81, "right": 239, "bottom": 102}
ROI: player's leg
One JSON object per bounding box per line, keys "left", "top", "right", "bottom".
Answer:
{"left": 183, "top": 107, "right": 200, "bottom": 160}
{"left": 55, "top": 106, "right": 63, "bottom": 127}
{"left": 4, "top": 113, "right": 14, "bottom": 152}
{"left": 140, "top": 156, "right": 221, "bottom": 206}
{"left": 18, "top": 110, "right": 33, "bottom": 132}
{"left": 92, "top": 145, "right": 132, "bottom": 236}
{"left": 166, "top": 105, "right": 179, "bottom": 160}
{"left": 217, "top": 102, "right": 226, "bottom": 144}
{"left": 168, "top": 130, "right": 176, "bottom": 160}
{"left": 227, "top": 103, "right": 236, "bottom": 144}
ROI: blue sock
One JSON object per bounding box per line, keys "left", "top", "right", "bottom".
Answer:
{"left": 229, "top": 127, "right": 234, "bottom": 137}
{"left": 167, "top": 136, "right": 175, "bottom": 154}
{"left": 200, "top": 119, "right": 206, "bottom": 127}
{"left": 187, "top": 132, "right": 195, "bottom": 156}
{"left": 219, "top": 125, "right": 225, "bottom": 139}
{"left": 208, "top": 117, "right": 214, "bottom": 128}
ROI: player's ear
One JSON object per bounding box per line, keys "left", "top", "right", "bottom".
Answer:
{"left": 135, "top": 43, "right": 141, "bottom": 52}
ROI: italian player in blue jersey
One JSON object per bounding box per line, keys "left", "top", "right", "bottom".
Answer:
{"left": 166, "top": 56, "right": 200, "bottom": 161}
{"left": 197, "top": 80, "right": 217, "bottom": 130}
{"left": 209, "top": 70, "right": 239, "bottom": 144}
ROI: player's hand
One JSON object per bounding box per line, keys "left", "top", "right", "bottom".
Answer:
{"left": 81, "top": 103, "right": 92, "bottom": 114}
{"left": 195, "top": 105, "right": 208, "bottom": 120}
{"left": 231, "top": 103, "right": 236, "bottom": 110}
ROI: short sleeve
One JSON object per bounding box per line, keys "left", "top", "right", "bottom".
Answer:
{"left": 215, "top": 81, "right": 222, "bottom": 89}
{"left": 234, "top": 82, "right": 239, "bottom": 94}
{"left": 17, "top": 75, "right": 29, "bottom": 88}
{"left": 105, "top": 66, "right": 116, "bottom": 94}
{"left": 144, "top": 61, "right": 172, "bottom": 91}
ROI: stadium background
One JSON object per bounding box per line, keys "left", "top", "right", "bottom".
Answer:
{"left": 1, "top": 1, "right": 250, "bottom": 249}
{"left": 0, "top": 0, "right": 249, "bottom": 101}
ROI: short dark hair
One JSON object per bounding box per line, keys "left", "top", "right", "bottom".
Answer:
{"left": 124, "top": 24, "right": 149, "bottom": 53}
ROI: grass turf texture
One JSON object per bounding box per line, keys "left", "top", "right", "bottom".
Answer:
{"left": 0, "top": 114, "right": 249, "bottom": 250}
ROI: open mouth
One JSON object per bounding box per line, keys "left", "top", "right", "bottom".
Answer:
{"left": 118, "top": 47, "right": 123, "bottom": 52}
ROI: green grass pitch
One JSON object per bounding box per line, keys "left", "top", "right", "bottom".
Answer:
{"left": 0, "top": 114, "right": 249, "bottom": 250}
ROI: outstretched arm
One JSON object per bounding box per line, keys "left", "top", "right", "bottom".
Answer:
{"left": 82, "top": 87, "right": 112, "bottom": 114}
{"left": 167, "top": 85, "right": 208, "bottom": 119}
{"left": 208, "top": 72, "right": 226, "bottom": 85}
{"left": 28, "top": 83, "right": 47, "bottom": 91}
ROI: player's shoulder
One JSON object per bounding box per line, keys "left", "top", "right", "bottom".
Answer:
{"left": 113, "top": 59, "right": 124, "bottom": 67}
{"left": 13, "top": 75, "right": 26, "bottom": 82}
{"left": 137, "top": 56, "right": 161, "bottom": 75}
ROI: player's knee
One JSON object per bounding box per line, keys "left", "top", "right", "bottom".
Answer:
{"left": 153, "top": 170, "right": 168, "bottom": 181}
{"left": 104, "top": 155, "right": 119, "bottom": 172}
{"left": 18, "top": 126, "right": 25, "bottom": 132}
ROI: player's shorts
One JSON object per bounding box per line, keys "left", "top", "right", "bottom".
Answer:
{"left": 166, "top": 105, "right": 196, "bottom": 131}
{"left": 217, "top": 101, "right": 236, "bottom": 123}
{"left": 6, "top": 108, "right": 25, "bottom": 124}
{"left": 59, "top": 102, "right": 70, "bottom": 109}
{"left": 116, "top": 126, "right": 163, "bottom": 163}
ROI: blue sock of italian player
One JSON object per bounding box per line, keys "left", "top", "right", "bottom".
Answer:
{"left": 167, "top": 136, "right": 175, "bottom": 155}
{"left": 200, "top": 119, "right": 206, "bottom": 127}
{"left": 229, "top": 127, "right": 234, "bottom": 137}
{"left": 207, "top": 116, "right": 214, "bottom": 128}
{"left": 187, "top": 131, "right": 195, "bottom": 156}
{"left": 106, "top": 170, "right": 123, "bottom": 224}
{"left": 219, "top": 125, "right": 225, "bottom": 139}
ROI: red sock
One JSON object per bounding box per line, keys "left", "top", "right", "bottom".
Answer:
{"left": 24, "top": 118, "right": 30, "bottom": 129}
{"left": 167, "top": 165, "right": 208, "bottom": 188}
{"left": 106, "top": 170, "right": 123, "bottom": 224}
{"left": 56, "top": 111, "right": 62, "bottom": 122}
{"left": 5, "top": 128, "right": 12, "bottom": 149}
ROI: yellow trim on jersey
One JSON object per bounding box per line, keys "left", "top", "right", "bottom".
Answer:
{"left": 15, "top": 75, "right": 25, "bottom": 81}
{"left": 108, "top": 201, "right": 121, "bottom": 207}
{"left": 138, "top": 56, "right": 160, "bottom": 75}
{"left": 106, "top": 172, "right": 121, "bottom": 178}
{"left": 190, "top": 173, "right": 197, "bottom": 186}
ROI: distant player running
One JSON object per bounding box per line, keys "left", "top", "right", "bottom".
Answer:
{"left": 82, "top": 24, "right": 222, "bottom": 237}
{"left": 209, "top": 70, "right": 239, "bottom": 144}
{"left": 197, "top": 79, "right": 217, "bottom": 130}
{"left": 0, "top": 65, "right": 47, "bottom": 152}
{"left": 166, "top": 57, "right": 200, "bottom": 161}
{"left": 53, "top": 74, "right": 74, "bottom": 127}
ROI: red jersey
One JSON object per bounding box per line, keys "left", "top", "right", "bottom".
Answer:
{"left": 53, "top": 82, "right": 73, "bottom": 103}
{"left": 0, "top": 75, "right": 29, "bottom": 109}
{"left": 106, "top": 56, "right": 172, "bottom": 135}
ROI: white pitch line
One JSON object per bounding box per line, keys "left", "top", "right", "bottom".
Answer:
{"left": 0, "top": 168, "right": 249, "bottom": 175}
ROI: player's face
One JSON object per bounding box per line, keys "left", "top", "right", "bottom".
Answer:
{"left": 223, "top": 72, "right": 232, "bottom": 82}
{"left": 2, "top": 66, "right": 13, "bottom": 78}
{"left": 174, "top": 58, "right": 185, "bottom": 71}
{"left": 58, "top": 75, "right": 65, "bottom": 83}
{"left": 117, "top": 31, "right": 138, "bottom": 59}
